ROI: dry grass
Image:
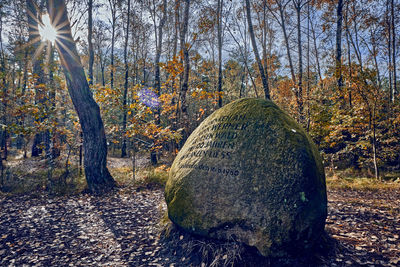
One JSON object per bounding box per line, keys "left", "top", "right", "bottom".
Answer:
{"left": 326, "top": 170, "right": 400, "bottom": 191}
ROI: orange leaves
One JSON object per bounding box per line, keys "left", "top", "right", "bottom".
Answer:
{"left": 160, "top": 56, "right": 184, "bottom": 79}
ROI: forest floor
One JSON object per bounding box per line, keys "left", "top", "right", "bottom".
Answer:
{"left": 0, "top": 157, "right": 400, "bottom": 266}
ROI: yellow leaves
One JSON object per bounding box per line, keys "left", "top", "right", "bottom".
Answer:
{"left": 155, "top": 164, "right": 170, "bottom": 173}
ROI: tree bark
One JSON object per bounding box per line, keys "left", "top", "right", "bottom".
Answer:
{"left": 306, "top": 1, "right": 310, "bottom": 131}
{"left": 294, "top": 0, "right": 304, "bottom": 122}
{"left": 310, "top": 18, "right": 322, "bottom": 81}
{"left": 387, "top": 0, "right": 393, "bottom": 104}
{"left": 27, "top": 0, "right": 46, "bottom": 157}
{"left": 261, "top": 0, "right": 271, "bottom": 94}
{"left": 277, "top": 0, "right": 296, "bottom": 86}
{"left": 178, "top": 0, "right": 190, "bottom": 120}
{"left": 48, "top": 0, "right": 116, "bottom": 194}
{"left": 121, "top": 0, "right": 131, "bottom": 158}
{"left": 336, "top": 0, "right": 344, "bottom": 100}
{"left": 345, "top": 2, "right": 352, "bottom": 107}
{"left": 88, "top": 0, "right": 94, "bottom": 86}
{"left": 154, "top": 0, "right": 167, "bottom": 123}
{"left": 391, "top": 0, "right": 396, "bottom": 101}
{"left": 217, "top": 0, "right": 223, "bottom": 107}
{"left": 109, "top": 0, "right": 117, "bottom": 90}
{"left": 0, "top": 2, "right": 6, "bottom": 160}
{"left": 245, "top": 0, "right": 270, "bottom": 99}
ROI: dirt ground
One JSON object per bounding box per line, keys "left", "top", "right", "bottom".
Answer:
{"left": 1, "top": 183, "right": 399, "bottom": 266}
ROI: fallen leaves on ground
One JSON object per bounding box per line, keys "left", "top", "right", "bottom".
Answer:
{"left": 0, "top": 187, "right": 399, "bottom": 266}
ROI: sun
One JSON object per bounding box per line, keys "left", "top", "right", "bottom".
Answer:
{"left": 38, "top": 14, "right": 58, "bottom": 44}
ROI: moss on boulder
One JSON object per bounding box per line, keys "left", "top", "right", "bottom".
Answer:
{"left": 165, "top": 98, "right": 327, "bottom": 257}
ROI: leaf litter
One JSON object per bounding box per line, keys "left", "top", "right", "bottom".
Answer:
{"left": 0, "top": 186, "right": 399, "bottom": 266}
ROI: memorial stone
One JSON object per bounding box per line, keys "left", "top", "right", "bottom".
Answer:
{"left": 165, "top": 98, "right": 327, "bottom": 257}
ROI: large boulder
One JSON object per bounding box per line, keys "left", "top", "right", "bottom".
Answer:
{"left": 165, "top": 98, "right": 327, "bottom": 257}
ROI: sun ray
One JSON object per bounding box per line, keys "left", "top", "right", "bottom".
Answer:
{"left": 32, "top": 41, "right": 46, "bottom": 63}
{"left": 27, "top": 9, "right": 42, "bottom": 28}
{"left": 53, "top": 20, "right": 70, "bottom": 32}
{"left": 50, "top": 2, "right": 65, "bottom": 30}
{"left": 54, "top": 39, "right": 81, "bottom": 67}
{"left": 56, "top": 34, "right": 75, "bottom": 43}
{"left": 15, "top": 36, "right": 42, "bottom": 52}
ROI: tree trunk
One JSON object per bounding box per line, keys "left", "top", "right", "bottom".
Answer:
{"left": 88, "top": 0, "right": 94, "bottom": 86}
{"left": 109, "top": 0, "right": 117, "bottom": 90}
{"left": 217, "top": 0, "right": 223, "bottom": 107}
{"left": 336, "top": 0, "right": 343, "bottom": 102}
{"left": 345, "top": 2, "right": 352, "bottom": 107}
{"left": 372, "top": 110, "right": 379, "bottom": 180}
{"left": 310, "top": 19, "right": 322, "bottom": 81}
{"left": 387, "top": 0, "right": 393, "bottom": 104}
{"left": 154, "top": 0, "right": 167, "bottom": 124}
{"left": 48, "top": 0, "right": 116, "bottom": 194}
{"left": 27, "top": 0, "right": 46, "bottom": 157}
{"left": 306, "top": 1, "right": 310, "bottom": 131}
{"left": 391, "top": 0, "right": 396, "bottom": 101}
{"left": 261, "top": 0, "right": 271, "bottom": 94}
{"left": 121, "top": 0, "right": 131, "bottom": 158}
{"left": 294, "top": 0, "right": 304, "bottom": 123}
{"left": 278, "top": 1, "right": 296, "bottom": 86}
{"left": 245, "top": 0, "right": 270, "bottom": 99}
{"left": 0, "top": 2, "right": 7, "bottom": 160}
{"left": 131, "top": 144, "right": 136, "bottom": 182}
{"left": 179, "top": 0, "right": 190, "bottom": 122}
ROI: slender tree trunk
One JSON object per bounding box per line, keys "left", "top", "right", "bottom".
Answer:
{"left": 217, "top": 0, "right": 223, "bottom": 107}
{"left": 178, "top": 0, "right": 190, "bottom": 122}
{"left": 310, "top": 19, "right": 322, "bottom": 81}
{"left": 131, "top": 143, "right": 136, "bottom": 182}
{"left": 27, "top": 0, "right": 45, "bottom": 157}
{"left": 245, "top": 0, "right": 270, "bottom": 99}
{"left": 387, "top": 0, "right": 393, "bottom": 104}
{"left": 261, "top": 0, "right": 271, "bottom": 93}
{"left": 306, "top": 1, "right": 310, "bottom": 132}
{"left": 0, "top": 2, "right": 6, "bottom": 160}
{"left": 48, "top": 0, "right": 116, "bottom": 194}
{"left": 121, "top": 0, "right": 131, "bottom": 158}
{"left": 372, "top": 109, "right": 379, "bottom": 180}
{"left": 154, "top": 0, "right": 167, "bottom": 124}
{"left": 88, "top": 0, "right": 94, "bottom": 86}
{"left": 109, "top": 0, "right": 116, "bottom": 90}
{"left": 278, "top": 1, "right": 296, "bottom": 86}
{"left": 391, "top": 0, "right": 396, "bottom": 101}
{"left": 345, "top": 2, "right": 352, "bottom": 108}
{"left": 173, "top": 0, "right": 179, "bottom": 58}
{"left": 294, "top": 0, "right": 304, "bottom": 122}
{"left": 336, "top": 0, "right": 344, "bottom": 101}
{"left": 371, "top": 34, "right": 381, "bottom": 88}
{"left": 101, "top": 64, "right": 105, "bottom": 86}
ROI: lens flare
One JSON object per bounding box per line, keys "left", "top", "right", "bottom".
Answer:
{"left": 138, "top": 88, "right": 160, "bottom": 108}
{"left": 38, "top": 14, "right": 58, "bottom": 44}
